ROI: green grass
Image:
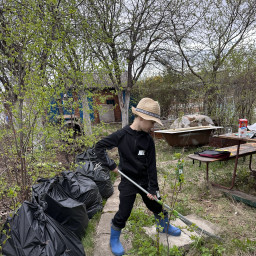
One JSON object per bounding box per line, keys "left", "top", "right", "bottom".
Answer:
{"left": 81, "top": 212, "right": 102, "bottom": 256}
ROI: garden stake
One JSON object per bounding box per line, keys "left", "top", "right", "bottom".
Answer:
{"left": 118, "top": 169, "right": 222, "bottom": 241}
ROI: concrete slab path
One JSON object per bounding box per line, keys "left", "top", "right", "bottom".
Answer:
{"left": 144, "top": 214, "right": 220, "bottom": 250}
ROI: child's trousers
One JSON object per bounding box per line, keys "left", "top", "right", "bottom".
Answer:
{"left": 112, "top": 177, "right": 163, "bottom": 230}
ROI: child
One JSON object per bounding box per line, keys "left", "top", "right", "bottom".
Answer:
{"left": 95, "top": 98, "right": 181, "bottom": 256}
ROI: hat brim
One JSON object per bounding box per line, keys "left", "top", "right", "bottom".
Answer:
{"left": 132, "top": 107, "right": 163, "bottom": 126}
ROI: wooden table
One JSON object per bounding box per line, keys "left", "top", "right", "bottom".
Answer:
{"left": 188, "top": 133, "right": 256, "bottom": 189}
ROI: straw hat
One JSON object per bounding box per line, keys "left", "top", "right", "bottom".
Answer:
{"left": 132, "top": 98, "right": 163, "bottom": 126}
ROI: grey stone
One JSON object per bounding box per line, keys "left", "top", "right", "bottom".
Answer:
{"left": 143, "top": 214, "right": 220, "bottom": 249}
{"left": 143, "top": 226, "right": 193, "bottom": 250}
{"left": 103, "top": 187, "right": 120, "bottom": 213}
{"left": 96, "top": 212, "right": 113, "bottom": 235}
{"left": 93, "top": 234, "right": 111, "bottom": 256}
{"left": 182, "top": 214, "right": 220, "bottom": 235}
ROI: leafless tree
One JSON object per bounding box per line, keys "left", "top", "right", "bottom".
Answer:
{"left": 160, "top": 0, "right": 256, "bottom": 120}
{"left": 80, "top": 0, "right": 168, "bottom": 126}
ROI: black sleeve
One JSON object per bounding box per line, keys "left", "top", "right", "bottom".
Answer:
{"left": 147, "top": 137, "right": 159, "bottom": 195}
{"left": 94, "top": 130, "right": 121, "bottom": 171}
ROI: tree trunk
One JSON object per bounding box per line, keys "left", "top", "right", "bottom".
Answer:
{"left": 17, "top": 98, "right": 28, "bottom": 196}
{"left": 41, "top": 114, "right": 47, "bottom": 150}
{"left": 118, "top": 90, "right": 131, "bottom": 128}
{"left": 81, "top": 90, "right": 92, "bottom": 135}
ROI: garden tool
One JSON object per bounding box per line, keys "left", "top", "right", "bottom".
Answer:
{"left": 118, "top": 169, "right": 222, "bottom": 241}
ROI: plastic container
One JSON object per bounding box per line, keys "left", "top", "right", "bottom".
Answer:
{"left": 238, "top": 119, "right": 248, "bottom": 137}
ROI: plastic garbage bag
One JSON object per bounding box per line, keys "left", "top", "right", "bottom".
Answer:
{"left": 32, "top": 177, "right": 56, "bottom": 202}
{"left": 76, "top": 147, "right": 115, "bottom": 169}
{"left": 76, "top": 162, "right": 113, "bottom": 199}
{"left": 76, "top": 147, "right": 97, "bottom": 163}
{"left": 0, "top": 201, "right": 86, "bottom": 256}
{"left": 32, "top": 178, "right": 89, "bottom": 239}
{"left": 60, "top": 171, "right": 103, "bottom": 219}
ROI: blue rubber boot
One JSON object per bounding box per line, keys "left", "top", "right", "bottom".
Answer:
{"left": 110, "top": 226, "right": 125, "bottom": 256}
{"left": 155, "top": 215, "right": 181, "bottom": 236}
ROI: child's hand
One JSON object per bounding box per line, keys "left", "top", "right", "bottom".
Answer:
{"left": 112, "top": 167, "right": 119, "bottom": 174}
{"left": 147, "top": 193, "right": 157, "bottom": 200}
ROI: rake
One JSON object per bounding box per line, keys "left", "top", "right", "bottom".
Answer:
{"left": 118, "top": 169, "right": 222, "bottom": 241}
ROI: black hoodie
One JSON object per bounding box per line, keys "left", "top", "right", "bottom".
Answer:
{"left": 94, "top": 125, "right": 159, "bottom": 195}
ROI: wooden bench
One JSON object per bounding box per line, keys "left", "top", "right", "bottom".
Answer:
{"left": 188, "top": 143, "right": 256, "bottom": 189}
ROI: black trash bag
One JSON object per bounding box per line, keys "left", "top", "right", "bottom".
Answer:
{"left": 76, "top": 147, "right": 97, "bottom": 163}
{"left": 0, "top": 201, "right": 86, "bottom": 256}
{"left": 32, "top": 178, "right": 89, "bottom": 239}
{"left": 76, "top": 147, "right": 115, "bottom": 170}
{"left": 76, "top": 162, "right": 113, "bottom": 199}
{"left": 32, "top": 177, "right": 57, "bottom": 203}
{"left": 60, "top": 171, "right": 103, "bottom": 219}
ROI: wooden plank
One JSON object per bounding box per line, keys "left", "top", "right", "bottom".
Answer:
{"left": 220, "top": 143, "right": 256, "bottom": 155}
{"left": 219, "top": 133, "right": 256, "bottom": 143}
{"left": 155, "top": 126, "right": 222, "bottom": 134}
{"left": 217, "top": 188, "right": 256, "bottom": 208}
{"left": 188, "top": 143, "right": 256, "bottom": 163}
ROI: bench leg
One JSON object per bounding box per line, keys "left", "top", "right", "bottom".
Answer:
{"left": 206, "top": 162, "right": 209, "bottom": 182}
{"left": 230, "top": 142, "right": 241, "bottom": 189}
{"left": 249, "top": 155, "right": 256, "bottom": 182}
{"left": 211, "top": 141, "right": 241, "bottom": 190}
{"left": 249, "top": 154, "right": 256, "bottom": 172}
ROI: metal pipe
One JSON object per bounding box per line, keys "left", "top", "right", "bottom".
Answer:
{"left": 118, "top": 169, "right": 222, "bottom": 241}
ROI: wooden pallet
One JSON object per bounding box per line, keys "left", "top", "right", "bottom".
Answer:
{"left": 217, "top": 188, "right": 256, "bottom": 208}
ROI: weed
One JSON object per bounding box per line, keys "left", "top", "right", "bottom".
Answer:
{"left": 232, "top": 238, "right": 256, "bottom": 253}
{"left": 81, "top": 212, "right": 101, "bottom": 256}
{"left": 128, "top": 208, "right": 155, "bottom": 227}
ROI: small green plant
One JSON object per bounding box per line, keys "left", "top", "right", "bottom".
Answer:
{"left": 174, "top": 153, "right": 184, "bottom": 185}
{"left": 191, "top": 236, "right": 226, "bottom": 256}
{"left": 0, "top": 222, "right": 11, "bottom": 255}
{"left": 128, "top": 208, "right": 155, "bottom": 227}
{"left": 169, "top": 245, "right": 184, "bottom": 256}
{"left": 213, "top": 244, "right": 226, "bottom": 255}
{"left": 174, "top": 195, "right": 191, "bottom": 216}
{"left": 6, "top": 185, "right": 21, "bottom": 210}
{"left": 200, "top": 246, "right": 212, "bottom": 256}
{"left": 232, "top": 238, "right": 256, "bottom": 253}
{"left": 132, "top": 237, "right": 160, "bottom": 256}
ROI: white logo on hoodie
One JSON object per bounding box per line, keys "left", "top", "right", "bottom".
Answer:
{"left": 138, "top": 150, "right": 145, "bottom": 156}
